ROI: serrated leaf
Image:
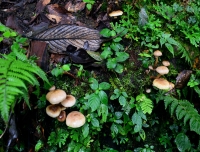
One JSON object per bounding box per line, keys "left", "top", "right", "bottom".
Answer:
{"left": 89, "top": 78, "right": 99, "bottom": 90}
{"left": 101, "top": 47, "right": 112, "bottom": 59}
{"left": 98, "top": 90, "right": 108, "bottom": 105}
{"left": 88, "top": 93, "right": 100, "bottom": 112}
{"left": 82, "top": 123, "right": 89, "bottom": 138}
{"left": 119, "top": 95, "right": 126, "bottom": 107}
{"left": 175, "top": 133, "right": 191, "bottom": 151}
{"left": 91, "top": 118, "right": 99, "bottom": 127}
{"left": 111, "top": 123, "right": 118, "bottom": 134}
{"left": 115, "top": 112, "right": 123, "bottom": 119}
{"left": 99, "top": 82, "right": 110, "bottom": 90}
{"left": 170, "top": 100, "right": 178, "bottom": 115}
{"left": 107, "top": 58, "right": 117, "bottom": 69}
{"left": 115, "top": 63, "right": 124, "bottom": 73}
{"left": 165, "top": 43, "right": 174, "bottom": 57}
{"left": 98, "top": 104, "right": 108, "bottom": 122}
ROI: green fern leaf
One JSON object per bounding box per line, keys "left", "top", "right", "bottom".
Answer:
{"left": 170, "top": 100, "right": 178, "bottom": 115}
{"left": 176, "top": 105, "right": 184, "bottom": 120}
{"left": 140, "top": 98, "right": 153, "bottom": 114}
{"left": 183, "top": 113, "right": 191, "bottom": 126}
{"left": 190, "top": 117, "right": 200, "bottom": 135}
{"left": 7, "top": 76, "right": 27, "bottom": 90}
{"left": 163, "top": 96, "right": 174, "bottom": 109}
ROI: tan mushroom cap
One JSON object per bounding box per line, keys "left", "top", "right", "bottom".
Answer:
{"left": 153, "top": 50, "right": 162, "bottom": 57}
{"left": 153, "top": 78, "right": 170, "bottom": 90}
{"left": 46, "top": 104, "right": 62, "bottom": 118}
{"left": 46, "top": 89, "right": 67, "bottom": 104}
{"left": 49, "top": 85, "right": 56, "bottom": 91}
{"left": 57, "top": 111, "right": 66, "bottom": 122}
{"left": 162, "top": 61, "right": 170, "bottom": 66}
{"left": 156, "top": 66, "right": 169, "bottom": 75}
{"left": 109, "top": 10, "right": 123, "bottom": 17}
{"left": 169, "top": 82, "right": 175, "bottom": 90}
{"left": 66, "top": 111, "right": 86, "bottom": 128}
{"left": 61, "top": 95, "right": 76, "bottom": 107}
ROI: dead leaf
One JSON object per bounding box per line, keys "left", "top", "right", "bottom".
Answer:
{"left": 33, "top": 24, "right": 103, "bottom": 53}
{"left": 46, "top": 4, "right": 76, "bottom": 24}
{"left": 36, "top": 0, "right": 50, "bottom": 13}
{"left": 65, "top": 1, "right": 85, "bottom": 13}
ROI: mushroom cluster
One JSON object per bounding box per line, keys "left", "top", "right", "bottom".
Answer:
{"left": 149, "top": 50, "right": 174, "bottom": 91}
{"left": 45, "top": 86, "right": 86, "bottom": 128}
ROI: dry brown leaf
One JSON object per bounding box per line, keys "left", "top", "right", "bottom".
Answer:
{"left": 65, "top": 1, "right": 85, "bottom": 13}
{"left": 34, "top": 24, "right": 103, "bottom": 53}
{"left": 36, "top": 0, "right": 50, "bottom": 13}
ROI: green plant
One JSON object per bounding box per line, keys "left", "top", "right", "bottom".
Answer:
{"left": 100, "top": 25, "right": 129, "bottom": 73}
{"left": 83, "top": 0, "right": 95, "bottom": 10}
{"left": 0, "top": 24, "right": 49, "bottom": 123}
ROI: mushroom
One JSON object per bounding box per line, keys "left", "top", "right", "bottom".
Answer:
{"left": 49, "top": 85, "right": 56, "bottom": 91}
{"left": 61, "top": 95, "right": 76, "bottom": 108}
{"left": 153, "top": 50, "right": 162, "bottom": 67}
{"left": 66, "top": 111, "right": 86, "bottom": 128}
{"left": 46, "top": 104, "right": 62, "bottom": 118}
{"left": 169, "top": 82, "right": 175, "bottom": 90}
{"left": 109, "top": 10, "right": 123, "bottom": 17}
{"left": 156, "top": 66, "right": 169, "bottom": 78}
{"left": 153, "top": 78, "right": 170, "bottom": 90}
{"left": 57, "top": 111, "right": 66, "bottom": 122}
{"left": 46, "top": 89, "right": 67, "bottom": 104}
{"left": 162, "top": 61, "right": 170, "bottom": 67}
{"left": 146, "top": 88, "right": 151, "bottom": 93}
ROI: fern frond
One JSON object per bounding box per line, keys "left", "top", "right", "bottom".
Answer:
{"left": 177, "top": 42, "right": 192, "bottom": 65}
{"left": 164, "top": 97, "right": 200, "bottom": 135}
{"left": 0, "top": 52, "right": 49, "bottom": 122}
{"left": 140, "top": 98, "right": 153, "bottom": 114}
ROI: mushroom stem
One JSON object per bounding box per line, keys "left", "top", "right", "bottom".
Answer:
{"left": 154, "top": 57, "right": 159, "bottom": 67}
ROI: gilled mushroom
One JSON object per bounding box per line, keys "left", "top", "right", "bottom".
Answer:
{"left": 156, "top": 66, "right": 169, "bottom": 77}
{"left": 162, "top": 61, "right": 170, "bottom": 67}
{"left": 66, "top": 111, "right": 86, "bottom": 128}
{"left": 57, "top": 111, "right": 66, "bottom": 122}
{"left": 153, "top": 50, "right": 162, "bottom": 67}
{"left": 46, "top": 89, "right": 67, "bottom": 104}
{"left": 109, "top": 10, "right": 123, "bottom": 17}
{"left": 61, "top": 95, "right": 76, "bottom": 108}
{"left": 153, "top": 78, "right": 170, "bottom": 90}
{"left": 46, "top": 104, "right": 62, "bottom": 118}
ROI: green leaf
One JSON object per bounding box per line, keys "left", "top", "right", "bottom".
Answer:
{"left": 0, "top": 37, "right": 3, "bottom": 42}
{"left": 89, "top": 78, "right": 99, "bottom": 90}
{"left": 115, "top": 112, "right": 123, "bottom": 119}
{"left": 0, "top": 25, "right": 7, "bottom": 32}
{"left": 175, "top": 133, "right": 191, "bottom": 151}
{"left": 86, "top": 50, "right": 102, "bottom": 61}
{"left": 86, "top": 3, "right": 92, "bottom": 10}
{"left": 107, "top": 58, "right": 117, "bottom": 69}
{"left": 100, "top": 28, "right": 111, "bottom": 37}
{"left": 116, "top": 52, "right": 129, "bottom": 62}
{"left": 82, "top": 123, "right": 89, "bottom": 138}
{"left": 91, "top": 118, "right": 99, "bottom": 127}
{"left": 51, "top": 67, "right": 63, "bottom": 77}
{"left": 99, "top": 82, "right": 110, "bottom": 90}
{"left": 88, "top": 93, "right": 100, "bottom": 112}
{"left": 3, "top": 31, "right": 11, "bottom": 38}
{"left": 62, "top": 64, "right": 71, "bottom": 71}
{"left": 111, "top": 123, "right": 118, "bottom": 134}
{"left": 165, "top": 43, "right": 174, "bottom": 57}
{"left": 113, "top": 37, "right": 122, "bottom": 42}
{"left": 98, "top": 90, "right": 108, "bottom": 105}
{"left": 115, "top": 63, "right": 124, "bottom": 73}
{"left": 98, "top": 104, "right": 108, "bottom": 122}
{"left": 101, "top": 47, "right": 113, "bottom": 59}
{"left": 119, "top": 95, "right": 126, "bottom": 107}
{"left": 132, "top": 112, "right": 142, "bottom": 132}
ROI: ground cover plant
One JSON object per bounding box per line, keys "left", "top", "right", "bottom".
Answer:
{"left": 0, "top": 0, "right": 200, "bottom": 151}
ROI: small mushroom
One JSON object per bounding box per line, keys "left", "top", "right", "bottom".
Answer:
{"left": 46, "top": 89, "right": 67, "bottom": 104}
{"left": 46, "top": 105, "right": 62, "bottom": 118}
{"left": 146, "top": 88, "right": 151, "bottom": 93}
{"left": 169, "top": 82, "right": 175, "bottom": 90}
{"left": 49, "top": 85, "right": 56, "bottom": 91}
{"left": 153, "top": 50, "right": 162, "bottom": 67}
{"left": 153, "top": 78, "right": 170, "bottom": 90}
{"left": 162, "top": 61, "right": 170, "bottom": 67}
{"left": 109, "top": 10, "right": 123, "bottom": 17}
{"left": 66, "top": 111, "right": 86, "bottom": 128}
{"left": 156, "top": 66, "right": 169, "bottom": 77}
{"left": 61, "top": 95, "right": 76, "bottom": 108}
{"left": 57, "top": 111, "right": 66, "bottom": 122}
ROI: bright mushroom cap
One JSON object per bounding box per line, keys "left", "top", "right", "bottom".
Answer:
{"left": 61, "top": 95, "right": 76, "bottom": 107}
{"left": 156, "top": 66, "right": 169, "bottom": 75}
{"left": 109, "top": 10, "right": 123, "bottom": 17}
{"left": 153, "top": 50, "right": 162, "bottom": 57}
{"left": 169, "top": 82, "right": 175, "bottom": 90}
{"left": 66, "top": 111, "right": 86, "bottom": 128}
{"left": 46, "top": 104, "right": 62, "bottom": 118}
{"left": 57, "top": 111, "right": 66, "bottom": 122}
{"left": 153, "top": 78, "right": 170, "bottom": 90}
{"left": 46, "top": 89, "right": 67, "bottom": 104}
{"left": 162, "top": 61, "right": 170, "bottom": 66}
